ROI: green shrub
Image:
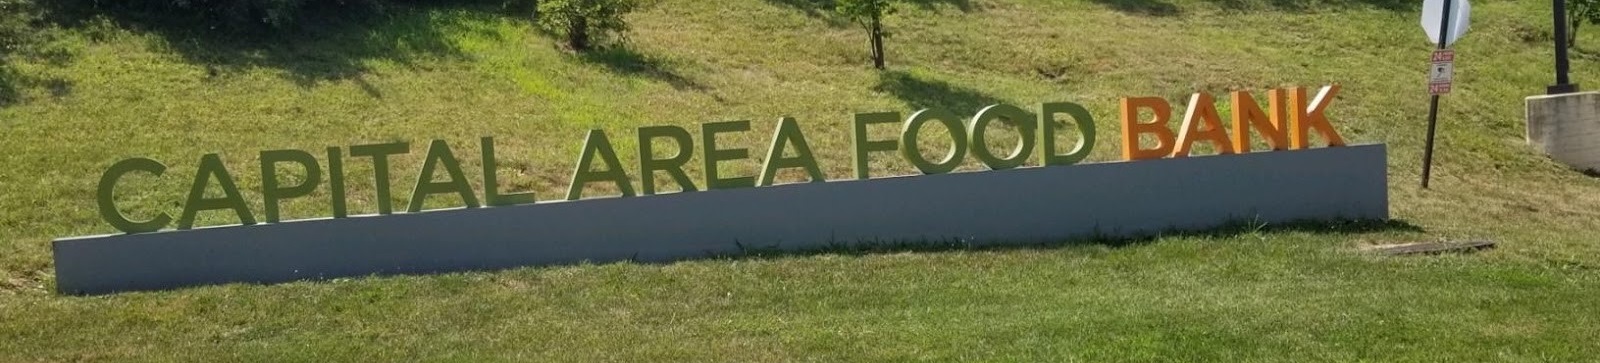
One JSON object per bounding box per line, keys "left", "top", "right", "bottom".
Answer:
{"left": 537, "top": 0, "right": 644, "bottom": 51}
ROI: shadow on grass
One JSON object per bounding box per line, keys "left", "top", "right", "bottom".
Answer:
{"left": 579, "top": 46, "right": 706, "bottom": 91}
{"left": 1207, "top": 0, "right": 1416, "bottom": 11}
{"left": 37, "top": 2, "right": 508, "bottom": 91}
{"left": 32, "top": 1, "right": 703, "bottom": 98}
{"left": 763, "top": 0, "right": 841, "bottom": 20}
{"left": 712, "top": 218, "right": 1425, "bottom": 261}
{"left": 1090, "top": 0, "right": 1182, "bottom": 16}
{"left": 0, "top": 52, "right": 76, "bottom": 108}
{"left": 763, "top": 0, "right": 977, "bottom": 25}
{"left": 1089, "top": 0, "right": 1416, "bottom": 16}
{"left": 1, "top": 13, "right": 76, "bottom": 108}
{"left": 0, "top": 65, "right": 17, "bottom": 106}
{"left": 873, "top": 70, "right": 1006, "bottom": 114}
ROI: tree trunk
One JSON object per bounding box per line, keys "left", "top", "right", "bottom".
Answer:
{"left": 869, "top": 12, "right": 885, "bottom": 70}
{"left": 569, "top": 15, "right": 590, "bottom": 51}
{"left": 1572, "top": 18, "right": 1582, "bottom": 49}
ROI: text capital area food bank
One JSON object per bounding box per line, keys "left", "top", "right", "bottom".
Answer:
{"left": 90, "top": 85, "right": 1345, "bottom": 235}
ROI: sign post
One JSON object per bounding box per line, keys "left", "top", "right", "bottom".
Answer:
{"left": 1420, "top": 0, "right": 1469, "bottom": 189}
{"left": 1551, "top": 0, "right": 1579, "bottom": 94}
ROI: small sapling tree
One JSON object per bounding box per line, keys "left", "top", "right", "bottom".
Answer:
{"left": 836, "top": 0, "right": 897, "bottom": 69}
{"left": 1571, "top": 0, "right": 1600, "bottom": 48}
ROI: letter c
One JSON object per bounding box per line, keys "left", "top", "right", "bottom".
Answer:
{"left": 97, "top": 158, "right": 172, "bottom": 233}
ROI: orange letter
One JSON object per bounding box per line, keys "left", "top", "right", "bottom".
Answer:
{"left": 1172, "top": 92, "right": 1235, "bottom": 157}
{"left": 1287, "top": 85, "right": 1346, "bottom": 149}
{"left": 1120, "top": 97, "right": 1175, "bottom": 161}
{"left": 1230, "top": 90, "right": 1289, "bottom": 152}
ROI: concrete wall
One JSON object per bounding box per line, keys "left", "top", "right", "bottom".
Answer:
{"left": 1527, "top": 92, "right": 1600, "bottom": 172}
{"left": 54, "top": 145, "right": 1389, "bottom": 295}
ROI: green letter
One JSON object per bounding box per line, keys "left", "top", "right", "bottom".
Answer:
{"left": 853, "top": 112, "right": 901, "bottom": 180}
{"left": 349, "top": 142, "right": 409, "bottom": 215}
{"left": 969, "top": 104, "right": 1037, "bottom": 170}
{"left": 409, "top": 140, "right": 481, "bottom": 213}
{"left": 178, "top": 154, "right": 256, "bottom": 230}
{"left": 482, "top": 136, "right": 537, "bottom": 207}
{"left": 328, "top": 147, "right": 348, "bottom": 218}
{"left": 260, "top": 149, "right": 322, "bottom": 223}
{"left": 758, "top": 117, "right": 824, "bottom": 186}
{"left": 638, "top": 125, "right": 698, "bottom": 195}
{"left": 567, "top": 130, "right": 637, "bottom": 200}
{"left": 1040, "top": 102, "right": 1097, "bottom": 166}
{"left": 701, "top": 120, "right": 756, "bottom": 190}
{"left": 901, "top": 109, "right": 969, "bottom": 175}
{"left": 97, "top": 158, "right": 171, "bottom": 233}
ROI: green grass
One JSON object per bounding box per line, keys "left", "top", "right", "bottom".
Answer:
{"left": 4, "top": 0, "right": 1600, "bottom": 360}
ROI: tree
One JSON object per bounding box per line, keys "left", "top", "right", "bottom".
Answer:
{"left": 1572, "top": 0, "right": 1600, "bottom": 48}
{"left": 538, "top": 0, "right": 642, "bottom": 52}
{"left": 835, "top": 0, "right": 896, "bottom": 70}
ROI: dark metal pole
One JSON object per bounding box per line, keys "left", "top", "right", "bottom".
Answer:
{"left": 1421, "top": 96, "right": 1442, "bottom": 188}
{"left": 1551, "top": 0, "right": 1579, "bottom": 94}
{"left": 1421, "top": 0, "right": 1453, "bottom": 189}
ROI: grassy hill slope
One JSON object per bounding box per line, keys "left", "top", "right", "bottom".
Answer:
{"left": 3, "top": 0, "right": 1600, "bottom": 360}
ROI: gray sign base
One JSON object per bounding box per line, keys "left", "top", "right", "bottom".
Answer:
{"left": 54, "top": 144, "right": 1388, "bottom": 295}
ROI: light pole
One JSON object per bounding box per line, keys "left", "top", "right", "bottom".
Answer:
{"left": 1552, "top": 0, "right": 1580, "bottom": 94}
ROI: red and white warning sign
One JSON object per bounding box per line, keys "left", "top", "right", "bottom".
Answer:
{"left": 1428, "top": 49, "right": 1454, "bottom": 95}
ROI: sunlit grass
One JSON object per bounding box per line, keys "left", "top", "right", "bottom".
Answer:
{"left": 2, "top": 0, "right": 1600, "bottom": 360}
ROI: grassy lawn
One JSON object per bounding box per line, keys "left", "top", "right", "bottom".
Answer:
{"left": 4, "top": 0, "right": 1600, "bottom": 360}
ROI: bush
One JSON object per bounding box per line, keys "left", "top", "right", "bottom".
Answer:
{"left": 1, "top": 0, "right": 42, "bottom": 56}
{"left": 537, "top": 0, "right": 643, "bottom": 51}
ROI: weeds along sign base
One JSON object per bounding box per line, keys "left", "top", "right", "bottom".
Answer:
{"left": 54, "top": 86, "right": 1388, "bottom": 294}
